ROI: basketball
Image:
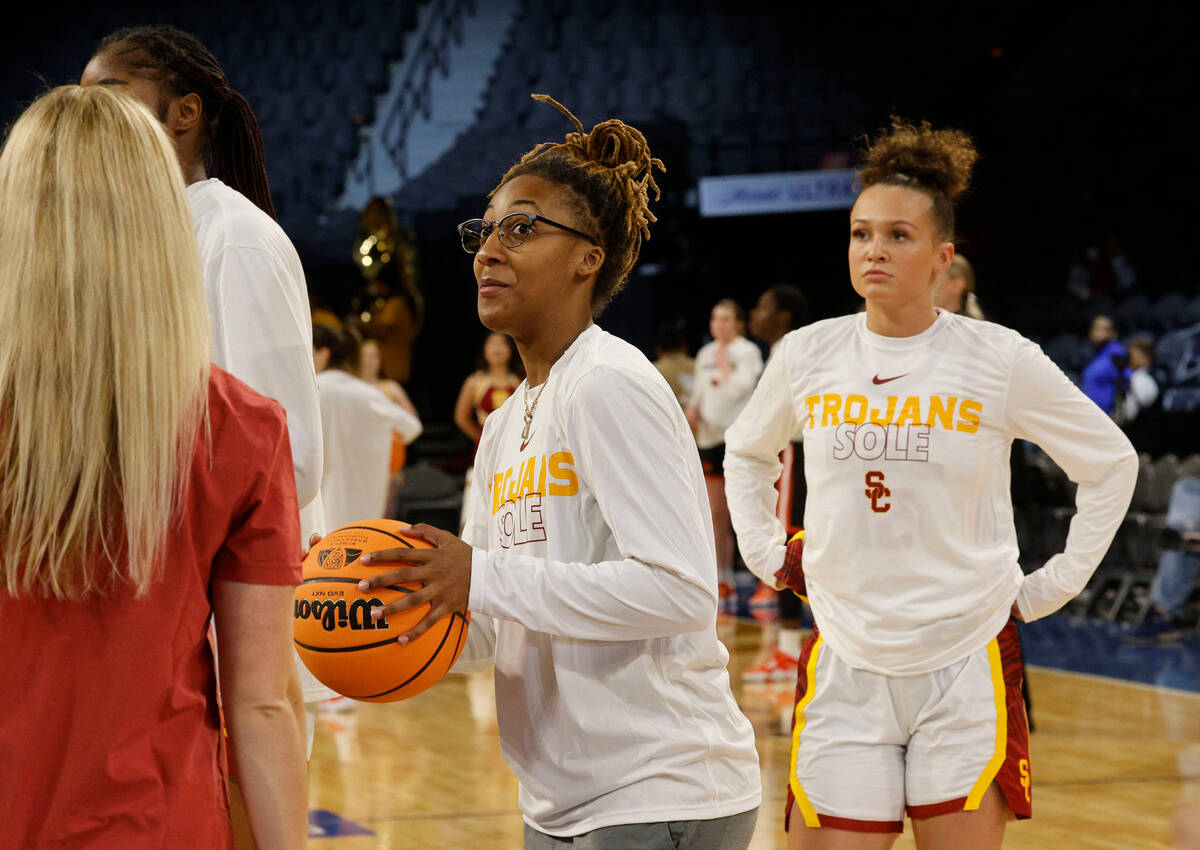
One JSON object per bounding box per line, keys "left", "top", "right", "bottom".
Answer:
{"left": 294, "top": 519, "right": 470, "bottom": 702}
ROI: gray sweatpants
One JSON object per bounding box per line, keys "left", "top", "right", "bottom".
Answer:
{"left": 522, "top": 808, "right": 758, "bottom": 850}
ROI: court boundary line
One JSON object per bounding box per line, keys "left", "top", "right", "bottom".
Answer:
{"left": 1037, "top": 773, "right": 1200, "bottom": 789}
{"left": 1027, "top": 664, "right": 1200, "bottom": 699}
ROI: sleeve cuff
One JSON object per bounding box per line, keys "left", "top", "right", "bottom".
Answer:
{"left": 468, "top": 546, "right": 489, "bottom": 614}
{"left": 762, "top": 545, "right": 787, "bottom": 590}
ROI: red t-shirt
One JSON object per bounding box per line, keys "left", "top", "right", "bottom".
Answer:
{"left": 0, "top": 367, "right": 301, "bottom": 848}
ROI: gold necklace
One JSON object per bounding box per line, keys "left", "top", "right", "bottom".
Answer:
{"left": 522, "top": 379, "right": 548, "bottom": 440}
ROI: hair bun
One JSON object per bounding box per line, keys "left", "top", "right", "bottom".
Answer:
{"left": 859, "top": 117, "right": 977, "bottom": 200}
{"left": 529, "top": 94, "right": 663, "bottom": 196}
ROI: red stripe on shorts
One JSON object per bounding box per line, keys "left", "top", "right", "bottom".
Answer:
{"left": 908, "top": 797, "right": 968, "bottom": 819}
{"left": 905, "top": 618, "right": 1032, "bottom": 821}
{"left": 994, "top": 619, "right": 1032, "bottom": 819}
{"left": 783, "top": 625, "right": 819, "bottom": 833}
{"left": 817, "top": 814, "right": 904, "bottom": 833}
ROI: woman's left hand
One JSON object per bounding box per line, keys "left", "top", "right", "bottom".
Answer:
{"left": 357, "top": 524, "right": 472, "bottom": 644}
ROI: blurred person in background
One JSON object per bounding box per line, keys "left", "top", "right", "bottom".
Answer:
{"left": 361, "top": 338, "right": 419, "bottom": 415}
{"left": 360, "top": 336, "right": 421, "bottom": 519}
{"left": 0, "top": 85, "right": 307, "bottom": 849}
{"left": 932, "top": 253, "right": 985, "bottom": 319}
{"left": 1081, "top": 314, "right": 1126, "bottom": 414}
{"left": 1116, "top": 336, "right": 1163, "bottom": 455}
{"left": 454, "top": 331, "right": 523, "bottom": 529}
{"left": 687, "top": 298, "right": 764, "bottom": 615}
{"left": 314, "top": 324, "right": 422, "bottom": 531}
{"left": 1123, "top": 475, "right": 1200, "bottom": 645}
{"left": 454, "top": 331, "right": 523, "bottom": 452}
{"left": 742, "top": 284, "right": 810, "bottom": 683}
{"left": 353, "top": 196, "right": 425, "bottom": 383}
{"left": 652, "top": 321, "right": 695, "bottom": 409}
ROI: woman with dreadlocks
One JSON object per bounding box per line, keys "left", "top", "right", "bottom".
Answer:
{"left": 359, "top": 96, "right": 761, "bottom": 848}
{"left": 80, "top": 25, "right": 334, "bottom": 740}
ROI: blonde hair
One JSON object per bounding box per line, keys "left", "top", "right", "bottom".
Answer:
{"left": 0, "top": 86, "right": 210, "bottom": 599}
{"left": 947, "top": 254, "right": 985, "bottom": 320}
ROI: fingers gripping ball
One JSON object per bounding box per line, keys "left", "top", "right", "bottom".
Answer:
{"left": 294, "top": 519, "right": 470, "bottom": 702}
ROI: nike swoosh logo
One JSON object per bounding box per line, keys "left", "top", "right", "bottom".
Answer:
{"left": 872, "top": 373, "right": 909, "bottom": 385}
{"left": 520, "top": 433, "right": 534, "bottom": 451}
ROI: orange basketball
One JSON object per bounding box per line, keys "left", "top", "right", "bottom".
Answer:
{"left": 294, "top": 519, "right": 469, "bottom": 702}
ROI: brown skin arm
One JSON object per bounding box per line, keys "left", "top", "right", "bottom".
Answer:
{"left": 453, "top": 374, "right": 483, "bottom": 442}
{"left": 358, "top": 524, "right": 473, "bottom": 643}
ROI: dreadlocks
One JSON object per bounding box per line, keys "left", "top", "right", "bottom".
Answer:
{"left": 95, "top": 25, "right": 277, "bottom": 220}
{"left": 493, "top": 95, "right": 664, "bottom": 315}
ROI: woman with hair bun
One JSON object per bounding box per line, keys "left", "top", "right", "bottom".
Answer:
{"left": 360, "top": 95, "right": 760, "bottom": 848}
{"left": 725, "top": 119, "right": 1137, "bottom": 848}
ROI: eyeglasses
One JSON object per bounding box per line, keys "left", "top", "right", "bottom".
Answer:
{"left": 456, "top": 212, "right": 599, "bottom": 254}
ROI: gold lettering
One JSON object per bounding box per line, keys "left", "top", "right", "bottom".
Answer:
{"left": 803, "top": 395, "right": 821, "bottom": 428}
{"left": 926, "top": 396, "right": 958, "bottom": 430}
{"left": 869, "top": 396, "right": 897, "bottom": 425}
{"left": 957, "top": 400, "right": 982, "bottom": 433}
{"left": 843, "top": 394, "right": 868, "bottom": 424}
{"left": 519, "top": 458, "right": 536, "bottom": 498}
{"left": 492, "top": 473, "right": 506, "bottom": 514}
{"left": 548, "top": 451, "right": 579, "bottom": 496}
{"left": 895, "top": 396, "right": 923, "bottom": 427}
{"left": 821, "top": 393, "right": 842, "bottom": 427}
{"left": 505, "top": 466, "right": 519, "bottom": 502}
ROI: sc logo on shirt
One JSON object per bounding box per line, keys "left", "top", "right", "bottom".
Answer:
{"left": 864, "top": 471, "right": 891, "bottom": 513}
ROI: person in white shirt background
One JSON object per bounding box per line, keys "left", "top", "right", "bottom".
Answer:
{"left": 356, "top": 94, "right": 761, "bottom": 849}
{"left": 312, "top": 324, "right": 423, "bottom": 531}
{"left": 81, "top": 25, "right": 333, "bottom": 844}
{"left": 686, "top": 298, "right": 764, "bottom": 614}
{"left": 724, "top": 118, "right": 1137, "bottom": 849}
{"left": 741, "top": 284, "right": 811, "bottom": 686}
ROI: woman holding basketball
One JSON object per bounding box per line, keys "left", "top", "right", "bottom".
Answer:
{"left": 359, "top": 95, "right": 761, "bottom": 848}
{"left": 0, "top": 86, "right": 306, "bottom": 848}
{"left": 723, "top": 119, "right": 1137, "bottom": 848}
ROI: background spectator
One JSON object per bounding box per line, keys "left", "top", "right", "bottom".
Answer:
{"left": 1081, "top": 314, "right": 1126, "bottom": 414}
{"left": 315, "top": 324, "right": 423, "bottom": 530}
{"left": 652, "top": 321, "right": 695, "bottom": 410}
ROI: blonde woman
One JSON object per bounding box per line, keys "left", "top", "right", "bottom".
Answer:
{"left": 0, "top": 86, "right": 307, "bottom": 849}
{"left": 932, "top": 253, "right": 984, "bottom": 319}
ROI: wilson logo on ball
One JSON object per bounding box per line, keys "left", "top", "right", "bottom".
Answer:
{"left": 316, "top": 547, "right": 363, "bottom": 570}
{"left": 295, "top": 598, "right": 390, "bottom": 632}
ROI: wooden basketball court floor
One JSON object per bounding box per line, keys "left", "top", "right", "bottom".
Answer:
{"left": 306, "top": 618, "right": 1200, "bottom": 848}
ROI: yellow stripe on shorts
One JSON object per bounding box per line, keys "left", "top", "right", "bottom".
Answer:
{"left": 965, "top": 637, "right": 1007, "bottom": 809}
{"left": 789, "top": 634, "right": 822, "bottom": 828}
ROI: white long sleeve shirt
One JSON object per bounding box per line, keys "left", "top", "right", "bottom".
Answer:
{"left": 725, "top": 310, "right": 1137, "bottom": 676}
{"left": 689, "top": 336, "right": 763, "bottom": 448}
{"left": 454, "top": 325, "right": 760, "bottom": 836}
{"left": 189, "top": 178, "right": 330, "bottom": 698}
{"left": 317, "top": 370, "right": 422, "bottom": 531}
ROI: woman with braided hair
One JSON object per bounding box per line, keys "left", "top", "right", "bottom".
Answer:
{"left": 359, "top": 95, "right": 761, "bottom": 848}
{"left": 725, "top": 119, "right": 1137, "bottom": 848}
{"left": 80, "top": 23, "right": 334, "bottom": 828}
